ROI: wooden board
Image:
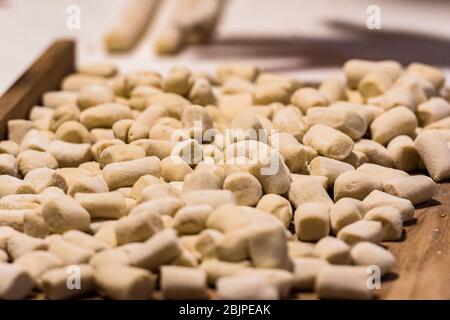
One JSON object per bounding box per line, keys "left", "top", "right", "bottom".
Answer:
{"left": 0, "top": 40, "right": 448, "bottom": 300}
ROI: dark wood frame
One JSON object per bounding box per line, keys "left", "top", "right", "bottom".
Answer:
{"left": 0, "top": 39, "right": 75, "bottom": 139}
{"left": 0, "top": 40, "right": 448, "bottom": 299}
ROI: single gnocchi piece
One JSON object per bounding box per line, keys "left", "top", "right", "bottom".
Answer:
{"left": 316, "top": 265, "right": 374, "bottom": 299}
{"left": 67, "top": 175, "right": 109, "bottom": 197}
{"left": 48, "top": 238, "right": 95, "bottom": 265}
{"left": 370, "top": 106, "right": 417, "bottom": 145}
{"left": 195, "top": 229, "right": 223, "bottom": 260}
{"left": 0, "top": 175, "right": 36, "bottom": 198}
{"left": 104, "top": 0, "right": 159, "bottom": 52}
{"left": 417, "top": 97, "right": 450, "bottom": 126}
{"left": 223, "top": 172, "right": 262, "bottom": 206}
{"left": 0, "top": 263, "right": 34, "bottom": 300}
{"left": 132, "top": 139, "right": 176, "bottom": 160}
{"left": 74, "top": 192, "right": 128, "bottom": 219}
{"left": 406, "top": 62, "right": 445, "bottom": 90}
{"left": 55, "top": 121, "right": 92, "bottom": 144}
{"left": 387, "top": 135, "right": 419, "bottom": 172}
{"left": 160, "top": 266, "right": 208, "bottom": 300}
{"left": 0, "top": 154, "right": 18, "bottom": 177}
{"left": 268, "top": 132, "right": 307, "bottom": 173}
{"left": 7, "top": 120, "right": 33, "bottom": 144}
{"left": 17, "top": 150, "right": 59, "bottom": 176}
{"left": 80, "top": 103, "right": 133, "bottom": 129}
{"left": 62, "top": 74, "right": 106, "bottom": 91}
{"left": 356, "top": 163, "right": 408, "bottom": 186}
{"left": 253, "top": 82, "right": 291, "bottom": 105}
{"left": 383, "top": 175, "right": 437, "bottom": 205}
{"left": 363, "top": 190, "right": 415, "bottom": 222}
{"left": 183, "top": 190, "right": 236, "bottom": 208}
{"left": 305, "top": 107, "right": 367, "bottom": 140}
{"left": 217, "top": 64, "right": 259, "bottom": 84}
{"left": 414, "top": 130, "right": 450, "bottom": 182}
{"left": 112, "top": 119, "right": 149, "bottom": 143}
{"left": 368, "top": 81, "right": 427, "bottom": 112}
{"left": 272, "top": 106, "right": 306, "bottom": 141}
{"left": 77, "top": 84, "right": 115, "bottom": 110}
{"left": 49, "top": 140, "right": 92, "bottom": 167}
{"left": 353, "top": 140, "right": 393, "bottom": 168}
{"left": 183, "top": 170, "right": 222, "bottom": 193}
{"left": 189, "top": 78, "right": 216, "bottom": 106}
{"left": 154, "top": 26, "right": 183, "bottom": 55}
{"left": 358, "top": 72, "right": 393, "bottom": 99}
{"left": 288, "top": 240, "right": 317, "bottom": 259}
{"left": 163, "top": 66, "right": 192, "bottom": 96}
{"left": 20, "top": 129, "right": 53, "bottom": 152}
{"left": 309, "top": 156, "right": 354, "bottom": 189}
{"left": 115, "top": 211, "right": 163, "bottom": 245}
{"left": 337, "top": 220, "right": 384, "bottom": 245}
{"left": 42, "top": 264, "right": 95, "bottom": 300}
{"left": 50, "top": 105, "right": 81, "bottom": 132}
{"left": 24, "top": 168, "right": 67, "bottom": 193}
{"left": 236, "top": 268, "right": 293, "bottom": 298}
{"left": 329, "top": 198, "right": 364, "bottom": 235}
{"left": 99, "top": 144, "right": 146, "bottom": 168}
{"left": 315, "top": 236, "right": 351, "bottom": 265}
{"left": 199, "top": 259, "right": 250, "bottom": 286}
{"left": 77, "top": 62, "right": 118, "bottom": 78}
{"left": 343, "top": 59, "right": 401, "bottom": 89}
{"left": 62, "top": 230, "right": 109, "bottom": 252}
{"left": 42, "top": 196, "right": 91, "bottom": 234}
{"left": 292, "top": 258, "right": 328, "bottom": 291}
{"left": 102, "top": 156, "right": 161, "bottom": 190}
{"left": 13, "top": 250, "right": 63, "bottom": 288}
{"left": 350, "top": 242, "right": 395, "bottom": 276}
{"left": 256, "top": 194, "right": 293, "bottom": 229}
{"left": 334, "top": 170, "right": 383, "bottom": 201}
{"left": 288, "top": 179, "right": 333, "bottom": 209}
{"left": 247, "top": 224, "right": 290, "bottom": 270}
{"left": 294, "top": 203, "right": 330, "bottom": 242}
{"left": 172, "top": 205, "right": 212, "bottom": 235}
{"left": 291, "top": 174, "right": 328, "bottom": 189}
{"left": 0, "top": 140, "right": 20, "bottom": 156}
{"left": 43, "top": 91, "right": 78, "bottom": 109}
{"left": 303, "top": 124, "right": 354, "bottom": 160}
{"left": 291, "top": 87, "right": 328, "bottom": 113}
{"left": 364, "top": 207, "right": 403, "bottom": 241}
{"left": 319, "top": 77, "right": 346, "bottom": 103}
{"left": 248, "top": 151, "right": 292, "bottom": 195}
{"left": 94, "top": 265, "right": 156, "bottom": 300}
{"left": 125, "top": 229, "right": 182, "bottom": 271}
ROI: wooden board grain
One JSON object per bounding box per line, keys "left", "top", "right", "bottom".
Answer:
{"left": 1, "top": 40, "right": 449, "bottom": 300}
{"left": 0, "top": 39, "right": 75, "bottom": 139}
{"left": 380, "top": 182, "right": 450, "bottom": 299}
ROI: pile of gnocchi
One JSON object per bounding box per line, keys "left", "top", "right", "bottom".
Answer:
{"left": 0, "top": 59, "right": 449, "bottom": 300}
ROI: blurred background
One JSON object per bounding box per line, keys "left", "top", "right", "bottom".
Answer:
{"left": 0, "top": 0, "right": 449, "bottom": 94}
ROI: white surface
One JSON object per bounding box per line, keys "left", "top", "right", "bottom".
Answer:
{"left": 0, "top": 0, "right": 449, "bottom": 94}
